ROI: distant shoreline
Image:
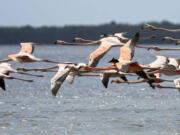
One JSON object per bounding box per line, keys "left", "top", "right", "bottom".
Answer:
{"left": 0, "top": 20, "right": 179, "bottom": 45}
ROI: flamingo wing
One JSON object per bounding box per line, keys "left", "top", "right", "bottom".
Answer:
{"left": 168, "top": 58, "right": 180, "bottom": 68}
{"left": 20, "top": 43, "right": 34, "bottom": 54}
{"left": 100, "top": 72, "right": 110, "bottom": 88}
{"left": 119, "top": 33, "right": 139, "bottom": 61}
{"left": 50, "top": 64, "right": 72, "bottom": 96}
{"left": 0, "top": 78, "right": 5, "bottom": 91}
{"left": 148, "top": 56, "right": 168, "bottom": 68}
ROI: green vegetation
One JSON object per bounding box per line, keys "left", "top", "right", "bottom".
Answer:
{"left": 0, "top": 21, "right": 180, "bottom": 45}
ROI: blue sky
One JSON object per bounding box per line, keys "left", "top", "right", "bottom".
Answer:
{"left": 0, "top": 0, "right": 179, "bottom": 26}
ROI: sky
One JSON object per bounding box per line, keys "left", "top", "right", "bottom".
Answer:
{"left": 0, "top": 0, "right": 180, "bottom": 27}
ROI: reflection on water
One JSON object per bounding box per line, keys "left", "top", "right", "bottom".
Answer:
{"left": 0, "top": 45, "right": 180, "bottom": 135}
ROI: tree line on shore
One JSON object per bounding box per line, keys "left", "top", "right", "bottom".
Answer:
{"left": 0, "top": 20, "right": 179, "bottom": 45}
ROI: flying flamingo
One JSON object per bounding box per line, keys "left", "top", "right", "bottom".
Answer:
{"left": 72, "top": 32, "right": 129, "bottom": 43}
{"left": 111, "top": 78, "right": 180, "bottom": 91}
{"left": 146, "top": 55, "right": 180, "bottom": 78}
{"left": 0, "top": 63, "right": 43, "bottom": 91}
{"left": 145, "top": 56, "right": 180, "bottom": 77}
{"left": 0, "top": 42, "right": 60, "bottom": 63}
{"left": 145, "top": 56, "right": 169, "bottom": 78}
{"left": 100, "top": 33, "right": 156, "bottom": 42}
{"left": 74, "top": 33, "right": 158, "bottom": 86}
{"left": 73, "top": 33, "right": 156, "bottom": 43}
{"left": 162, "top": 36, "right": 180, "bottom": 44}
{"left": 55, "top": 34, "right": 125, "bottom": 67}
{"left": 136, "top": 45, "right": 180, "bottom": 51}
{"left": 18, "top": 62, "right": 93, "bottom": 96}
{"left": 17, "top": 64, "right": 135, "bottom": 89}
{"left": 168, "top": 57, "right": 180, "bottom": 69}
{"left": 141, "top": 24, "right": 180, "bottom": 32}
{"left": 55, "top": 32, "right": 157, "bottom": 67}
{"left": 50, "top": 62, "right": 95, "bottom": 96}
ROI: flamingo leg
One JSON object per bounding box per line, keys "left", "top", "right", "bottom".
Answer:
{"left": 16, "top": 71, "right": 44, "bottom": 77}
{"left": 8, "top": 76, "right": 33, "bottom": 82}
{"left": 0, "top": 58, "right": 12, "bottom": 63}
{"left": 111, "top": 79, "right": 147, "bottom": 84}
{"left": 17, "top": 66, "right": 59, "bottom": 72}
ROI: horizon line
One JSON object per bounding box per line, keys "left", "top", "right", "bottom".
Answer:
{"left": 0, "top": 20, "right": 179, "bottom": 28}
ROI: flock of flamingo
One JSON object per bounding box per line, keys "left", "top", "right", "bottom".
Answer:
{"left": 1, "top": 24, "right": 180, "bottom": 96}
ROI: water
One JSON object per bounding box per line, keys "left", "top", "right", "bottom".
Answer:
{"left": 0, "top": 45, "right": 180, "bottom": 135}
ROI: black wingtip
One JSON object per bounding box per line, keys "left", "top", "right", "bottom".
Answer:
{"left": 135, "top": 71, "right": 148, "bottom": 79}
{"left": 148, "top": 79, "right": 155, "bottom": 89}
{"left": 72, "top": 39, "right": 76, "bottom": 42}
{"left": 1, "top": 87, "right": 6, "bottom": 91}
{"left": 102, "top": 82, "right": 108, "bottom": 88}
{"left": 120, "top": 75, "right": 128, "bottom": 82}
{"left": 0, "top": 79, "right": 6, "bottom": 91}
{"left": 52, "top": 91, "right": 57, "bottom": 96}
{"left": 162, "top": 38, "right": 165, "bottom": 41}
{"left": 108, "top": 57, "right": 119, "bottom": 63}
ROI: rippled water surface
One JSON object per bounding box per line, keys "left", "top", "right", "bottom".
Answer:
{"left": 0, "top": 45, "right": 180, "bottom": 135}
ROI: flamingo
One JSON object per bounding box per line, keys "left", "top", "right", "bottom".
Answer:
{"left": 17, "top": 62, "right": 86, "bottom": 85}
{"left": 146, "top": 56, "right": 180, "bottom": 77}
{"left": 73, "top": 33, "right": 156, "bottom": 43}
{"left": 0, "top": 63, "right": 43, "bottom": 91}
{"left": 55, "top": 34, "right": 125, "bottom": 67}
{"left": 162, "top": 36, "right": 180, "bottom": 44}
{"left": 147, "top": 56, "right": 169, "bottom": 68}
{"left": 0, "top": 63, "right": 43, "bottom": 77}
{"left": 0, "top": 42, "right": 60, "bottom": 63}
{"left": 168, "top": 57, "right": 180, "bottom": 69}
{"left": 50, "top": 62, "right": 94, "bottom": 96}
{"left": 141, "top": 24, "right": 180, "bottom": 32}
{"left": 50, "top": 62, "right": 134, "bottom": 96}
{"left": 55, "top": 32, "right": 157, "bottom": 67}
{"left": 51, "top": 63, "right": 73, "bottom": 96}
{"left": 75, "top": 34, "right": 150, "bottom": 74}
{"left": 147, "top": 67, "right": 180, "bottom": 76}
{"left": 136, "top": 45, "right": 180, "bottom": 51}
{"left": 71, "top": 32, "right": 129, "bottom": 43}
{"left": 146, "top": 55, "right": 169, "bottom": 78}
{"left": 111, "top": 77, "right": 173, "bottom": 84}
{"left": 111, "top": 77, "right": 180, "bottom": 91}
{"left": 100, "top": 33, "right": 156, "bottom": 42}
{"left": 76, "top": 33, "right": 163, "bottom": 88}
{"left": 17, "top": 64, "right": 134, "bottom": 89}
{"left": 18, "top": 62, "right": 94, "bottom": 96}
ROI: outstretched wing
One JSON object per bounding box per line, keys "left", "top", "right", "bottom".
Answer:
{"left": 0, "top": 78, "right": 5, "bottom": 91}
{"left": 168, "top": 58, "right": 180, "bottom": 68}
{"left": 50, "top": 64, "right": 72, "bottom": 96}
{"left": 100, "top": 72, "right": 110, "bottom": 88}
{"left": 20, "top": 43, "right": 34, "bottom": 54}
{"left": 148, "top": 56, "right": 168, "bottom": 68}
{"left": 66, "top": 71, "right": 76, "bottom": 84}
{"left": 119, "top": 33, "right": 139, "bottom": 61}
